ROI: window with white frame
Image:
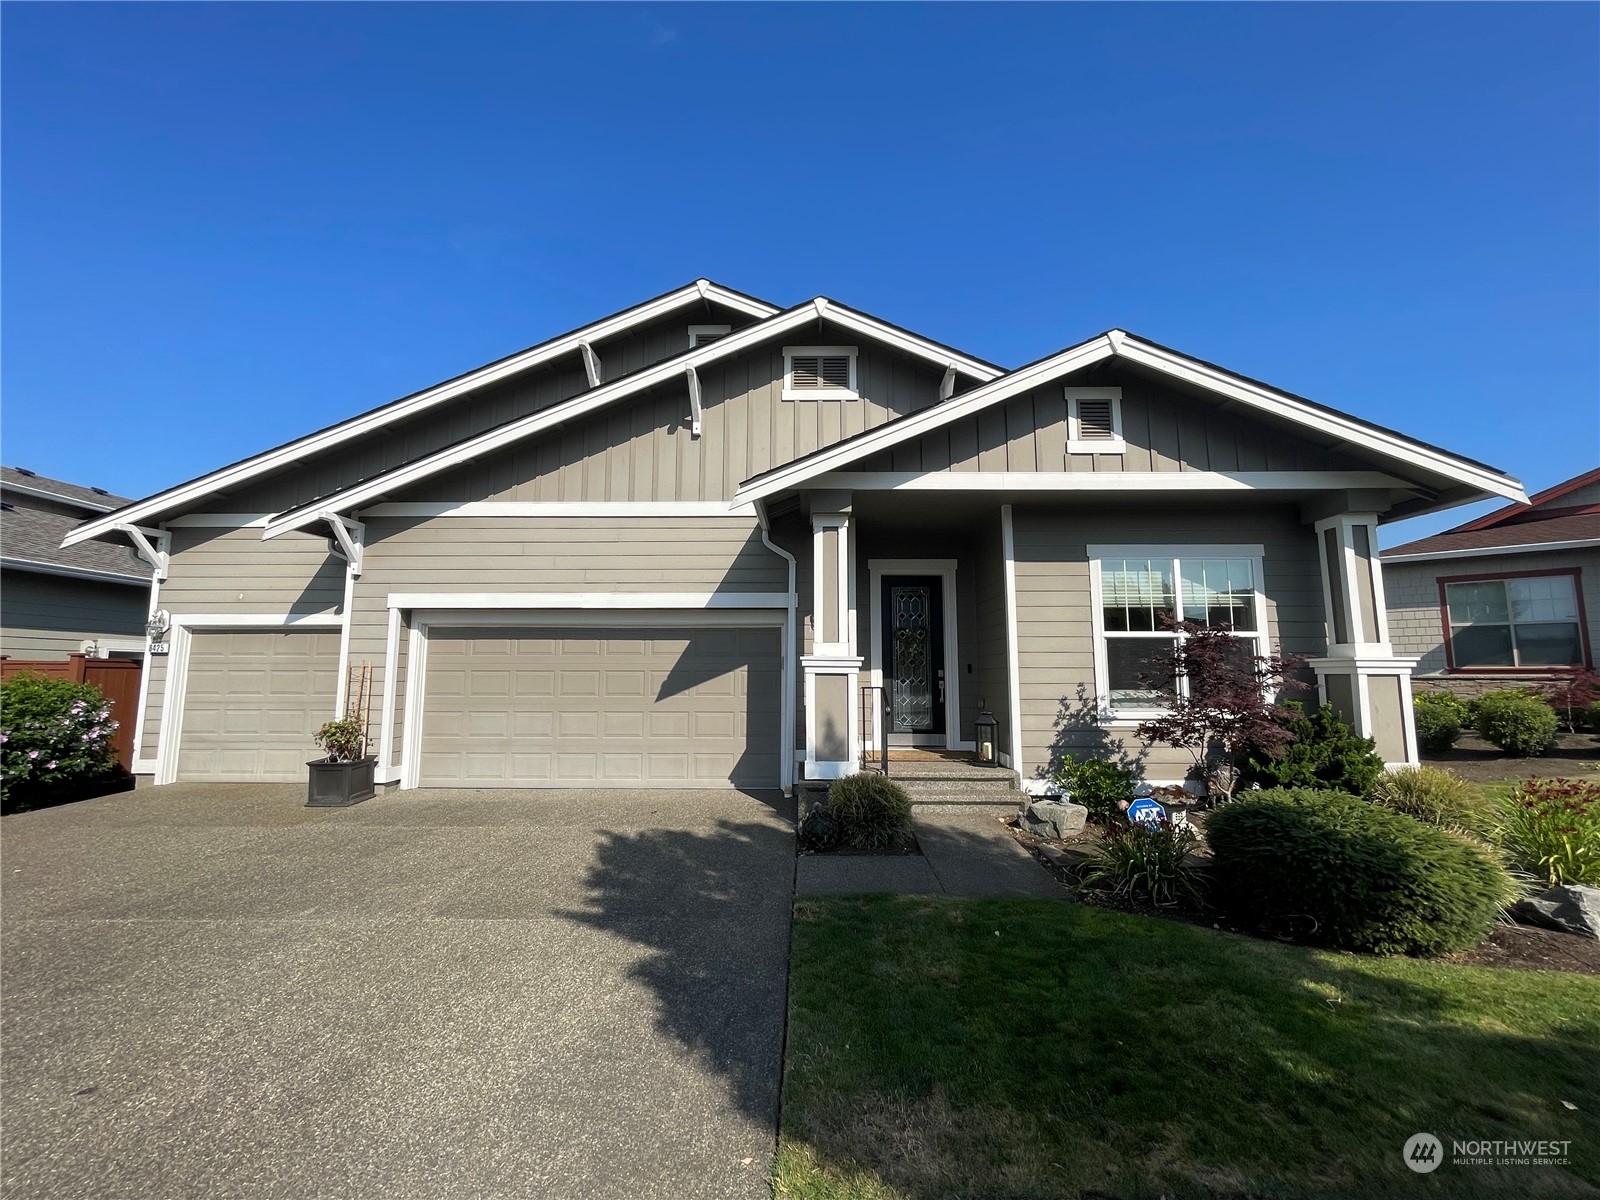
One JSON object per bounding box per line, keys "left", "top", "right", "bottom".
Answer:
{"left": 688, "top": 324, "right": 731, "bottom": 348}
{"left": 1065, "top": 387, "right": 1125, "bottom": 454}
{"left": 1090, "top": 547, "right": 1266, "bottom": 716}
{"left": 1443, "top": 572, "right": 1587, "bottom": 669}
{"left": 783, "top": 346, "right": 858, "bottom": 400}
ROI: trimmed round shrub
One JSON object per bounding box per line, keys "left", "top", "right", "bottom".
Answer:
{"left": 1413, "top": 691, "right": 1466, "bottom": 754}
{"left": 826, "top": 773, "right": 914, "bottom": 851}
{"left": 1240, "top": 703, "right": 1384, "bottom": 797}
{"left": 1053, "top": 756, "right": 1138, "bottom": 822}
{"left": 1367, "top": 766, "right": 1494, "bottom": 836}
{"left": 1207, "top": 788, "right": 1518, "bottom": 956}
{"left": 1472, "top": 690, "right": 1559, "bottom": 756}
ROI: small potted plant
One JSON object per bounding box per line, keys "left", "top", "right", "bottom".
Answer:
{"left": 306, "top": 715, "right": 376, "bottom": 807}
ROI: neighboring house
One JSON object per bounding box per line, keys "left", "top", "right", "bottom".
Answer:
{"left": 1, "top": 467, "right": 151, "bottom": 659}
{"left": 1382, "top": 467, "right": 1600, "bottom": 697}
{"left": 61, "top": 280, "right": 1527, "bottom": 789}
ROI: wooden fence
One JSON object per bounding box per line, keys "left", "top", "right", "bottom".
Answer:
{"left": 0, "top": 655, "right": 143, "bottom": 770}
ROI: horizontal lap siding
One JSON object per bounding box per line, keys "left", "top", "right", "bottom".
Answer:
{"left": 402, "top": 323, "right": 946, "bottom": 503}
{"left": 860, "top": 369, "right": 1368, "bottom": 476}
{"left": 1012, "top": 504, "right": 1324, "bottom": 783}
{"left": 0, "top": 571, "right": 147, "bottom": 657}
{"left": 220, "top": 304, "right": 759, "bottom": 512}
{"left": 349, "top": 515, "right": 792, "bottom": 773}
{"left": 1384, "top": 550, "right": 1600, "bottom": 678}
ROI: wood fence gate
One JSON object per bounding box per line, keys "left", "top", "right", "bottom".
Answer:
{"left": 0, "top": 655, "right": 143, "bottom": 770}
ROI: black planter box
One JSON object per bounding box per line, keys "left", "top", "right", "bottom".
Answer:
{"left": 306, "top": 756, "right": 376, "bottom": 807}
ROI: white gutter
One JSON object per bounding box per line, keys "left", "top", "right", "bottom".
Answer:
{"left": 1, "top": 557, "right": 149, "bottom": 586}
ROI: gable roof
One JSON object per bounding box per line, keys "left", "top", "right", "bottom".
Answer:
{"left": 251, "top": 297, "right": 1006, "bottom": 540}
{"left": 61, "top": 279, "right": 780, "bottom": 547}
{"left": 1445, "top": 466, "right": 1600, "bottom": 533}
{"left": 731, "top": 329, "right": 1528, "bottom": 516}
{"left": 1380, "top": 510, "right": 1600, "bottom": 562}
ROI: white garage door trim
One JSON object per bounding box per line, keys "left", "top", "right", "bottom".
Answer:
{"left": 154, "top": 613, "right": 344, "bottom": 785}
{"left": 398, "top": 607, "right": 792, "bottom": 791}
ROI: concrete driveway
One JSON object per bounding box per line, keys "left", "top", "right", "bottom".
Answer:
{"left": 1, "top": 783, "right": 795, "bottom": 1200}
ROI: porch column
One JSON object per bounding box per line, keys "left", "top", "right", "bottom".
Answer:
{"left": 1307, "top": 512, "right": 1419, "bottom": 766}
{"left": 803, "top": 499, "right": 860, "bottom": 780}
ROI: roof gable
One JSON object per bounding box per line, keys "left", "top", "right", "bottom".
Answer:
{"left": 1448, "top": 466, "right": 1600, "bottom": 532}
{"left": 733, "top": 330, "right": 1527, "bottom": 518}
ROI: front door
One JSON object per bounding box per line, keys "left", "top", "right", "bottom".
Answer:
{"left": 881, "top": 575, "right": 946, "bottom": 743}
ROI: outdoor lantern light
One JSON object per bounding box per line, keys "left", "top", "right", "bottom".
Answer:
{"left": 974, "top": 708, "right": 999, "bottom": 767}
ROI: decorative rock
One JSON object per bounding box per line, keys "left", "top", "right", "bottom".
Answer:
{"left": 1512, "top": 884, "right": 1600, "bottom": 941}
{"left": 1020, "top": 800, "right": 1088, "bottom": 840}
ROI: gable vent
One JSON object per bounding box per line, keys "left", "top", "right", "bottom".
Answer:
{"left": 1076, "top": 399, "right": 1117, "bottom": 440}
{"left": 692, "top": 331, "right": 725, "bottom": 346}
{"left": 790, "top": 355, "right": 851, "bottom": 389}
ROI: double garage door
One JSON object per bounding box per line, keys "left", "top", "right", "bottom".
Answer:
{"left": 175, "top": 624, "right": 780, "bottom": 788}
{"left": 420, "top": 626, "right": 780, "bottom": 788}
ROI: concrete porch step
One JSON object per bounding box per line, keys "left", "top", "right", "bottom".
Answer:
{"left": 873, "top": 760, "right": 1020, "bottom": 783}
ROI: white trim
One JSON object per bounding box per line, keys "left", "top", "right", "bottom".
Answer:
{"left": 334, "top": 564, "right": 357, "bottom": 714}
{"left": 168, "top": 612, "right": 343, "bottom": 629}
{"left": 384, "top": 591, "right": 789, "bottom": 611}
{"left": 63, "top": 281, "right": 780, "bottom": 547}
{"left": 165, "top": 513, "right": 273, "bottom": 528}
{"left": 1065, "top": 386, "right": 1126, "bottom": 455}
{"left": 129, "top": 569, "right": 163, "bottom": 772}
{"left": 802, "top": 660, "right": 862, "bottom": 782}
{"left": 1314, "top": 513, "right": 1391, "bottom": 655}
{"left": 685, "top": 363, "right": 703, "bottom": 438}
{"left": 132, "top": 756, "right": 159, "bottom": 776}
{"left": 1001, "top": 506, "right": 1024, "bottom": 777}
{"left": 114, "top": 525, "right": 169, "bottom": 582}
{"left": 1308, "top": 656, "right": 1422, "bottom": 767}
{"left": 79, "top": 637, "right": 147, "bottom": 658}
{"left": 0, "top": 557, "right": 147, "bottom": 587}
{"left": 578, "top": 341, "right": 602, "bottom": 389}
{"left": 866, "top": 559, "right": 960, "bottom": 751}
{"left": 378, "top": 606, "right": 402, "bottom": 783}
{"left": 1085, "top": 542, "right": 1267, "bottom": 560}
{"left": 397, "top": 606, "right": 789, "bottom": 791}
{"left": 811, "top": 513, "right": 853, "bottom": 656}
{"left": 751, "top": 470, "right": 1410, "bottom": 497}
{"left": 1381, "top": 538, "right": 1600, "bottom": 563}
{"left": 782, "top": 346, "right": 859, "bottom": 401}
{"left": 733, "top": 330, "right": 1527, "bottom": 508}
{"left": 260, "top": 300, "right": 1001, "bottom": 539}
{"left": 688, "top": 324, "right": 731, "bottom": 348}
{"left": 364, "top": 500, "right": 758, "bottom": 518}
{"left": 759, "top": 518, "right": 800, "bottom": 792}
{"left": 2, "top": 480, "right": 119, "bottom": 512}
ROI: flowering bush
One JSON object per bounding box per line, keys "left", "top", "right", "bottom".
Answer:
{"left": 1, "top": 673, "right": 121, "bottom": 804}
{"left": 1497, "top": 777, "right": 1600, "bottom": 887}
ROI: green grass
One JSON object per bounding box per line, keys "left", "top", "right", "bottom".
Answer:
{"left": 777, "top": 896, "right": 1600, "bottom": 1200}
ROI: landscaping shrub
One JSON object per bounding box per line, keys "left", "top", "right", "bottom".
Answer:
{"left": 1413, "top": 691, "right": 1467, "bottom": 754}
{"left": 1240, "top": 703, "right": 1384, "bottom": 797}
{"left": 1052, "top": 756, "right": 1138, "bottom": 822}
{"left": 1496, "top": 777, "right": 1600, "bottom": 887}
{"left": 1367, "top": 766, "right": 1494, "bottom": 836}
{"left": 1541, "top": 669, "right": 1600, "bottom": 733}
{"left": 1472, "top": 690, "right": 1559, "bottom": 756}
{"left": 1, "top": 673, "right": 122, "bottom": 812}
{"left": 1585, "top": 701, "right": 1600, "bottom": 733}
{"left": 1080, "top": 818, "right": 1202, "bottom": 907}
{"left": 1206, "top": 787, "right": 1518, "bottom": 956}
{"left": 826, "top": 773, "right": 914, "bottom": 852}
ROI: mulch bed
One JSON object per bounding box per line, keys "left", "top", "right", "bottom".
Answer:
{"left": 1424, "top": 730, "right": 1600, "bottom": 783}
{"left": 1006, "top": 813, "right": 1600, "bottom": 976}
{"left": 798, "top": 834, "right": 922, "bottom": 857}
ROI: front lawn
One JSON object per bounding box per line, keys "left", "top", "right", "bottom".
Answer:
{"left": 777, "top": 896, "right": 1600, "bottom": 1199}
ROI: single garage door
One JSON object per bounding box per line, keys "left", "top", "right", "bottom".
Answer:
{"left": 177, "top": 630, "right": 340, "bottom": 782}
{"left": 420, "top": 626, "right": 780, "bottom": 788}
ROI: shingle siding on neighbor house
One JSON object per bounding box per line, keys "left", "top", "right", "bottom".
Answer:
{"left": 854, "top": 368, "right": 1371, "bottom": 476}
{"left": 1011, "top": 502, "right": 1326, "bottom": 783}
{"left": 1385, "top": 548, "right": 1600, "bottom": 690}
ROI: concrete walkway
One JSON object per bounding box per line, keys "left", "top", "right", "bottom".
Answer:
{"left": 796, "top": 806, "right": 1062, "bottom": 897}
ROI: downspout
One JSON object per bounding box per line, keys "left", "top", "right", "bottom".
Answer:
{"left": 757, "top": 500, "right": 799, "bottom": 794}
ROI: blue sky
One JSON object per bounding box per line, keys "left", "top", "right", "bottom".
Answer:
{"left": 3, "top": 2, "right": 1595, "bottom": 543}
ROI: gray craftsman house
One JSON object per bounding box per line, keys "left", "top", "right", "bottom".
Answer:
{"left": 2, "top": 467, "right": 150, "bottom": 659}
{"left": 63, "top": 281, "right": 1526, "bottom": 790}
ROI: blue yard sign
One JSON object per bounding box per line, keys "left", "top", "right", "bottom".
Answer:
{"left": 1126, "top": 797, "right": 1166, "bottom": 827}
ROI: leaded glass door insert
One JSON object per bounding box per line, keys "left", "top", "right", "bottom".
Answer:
{"left": 882, "top": 576, "right": 946, "bottom": 737}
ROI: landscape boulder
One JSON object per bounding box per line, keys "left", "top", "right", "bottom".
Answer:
{"left": 1512, "top": 884, "right": 1600, "bottom": 940}
{"left": 1021, "top": 799, "right": 1088, "bottom": 841}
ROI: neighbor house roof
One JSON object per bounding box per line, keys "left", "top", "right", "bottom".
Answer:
{"left": 61, "top": 279, "right": 783, "bottom": 547}
{"left": 1, "top": 469, "right": 149, "bottom": 584}
{"left": 732, "top": 329, "right": 1527, "bottom": 514}
{"left": 1382, "top": 465, "right": 1600, "bottom": 562}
